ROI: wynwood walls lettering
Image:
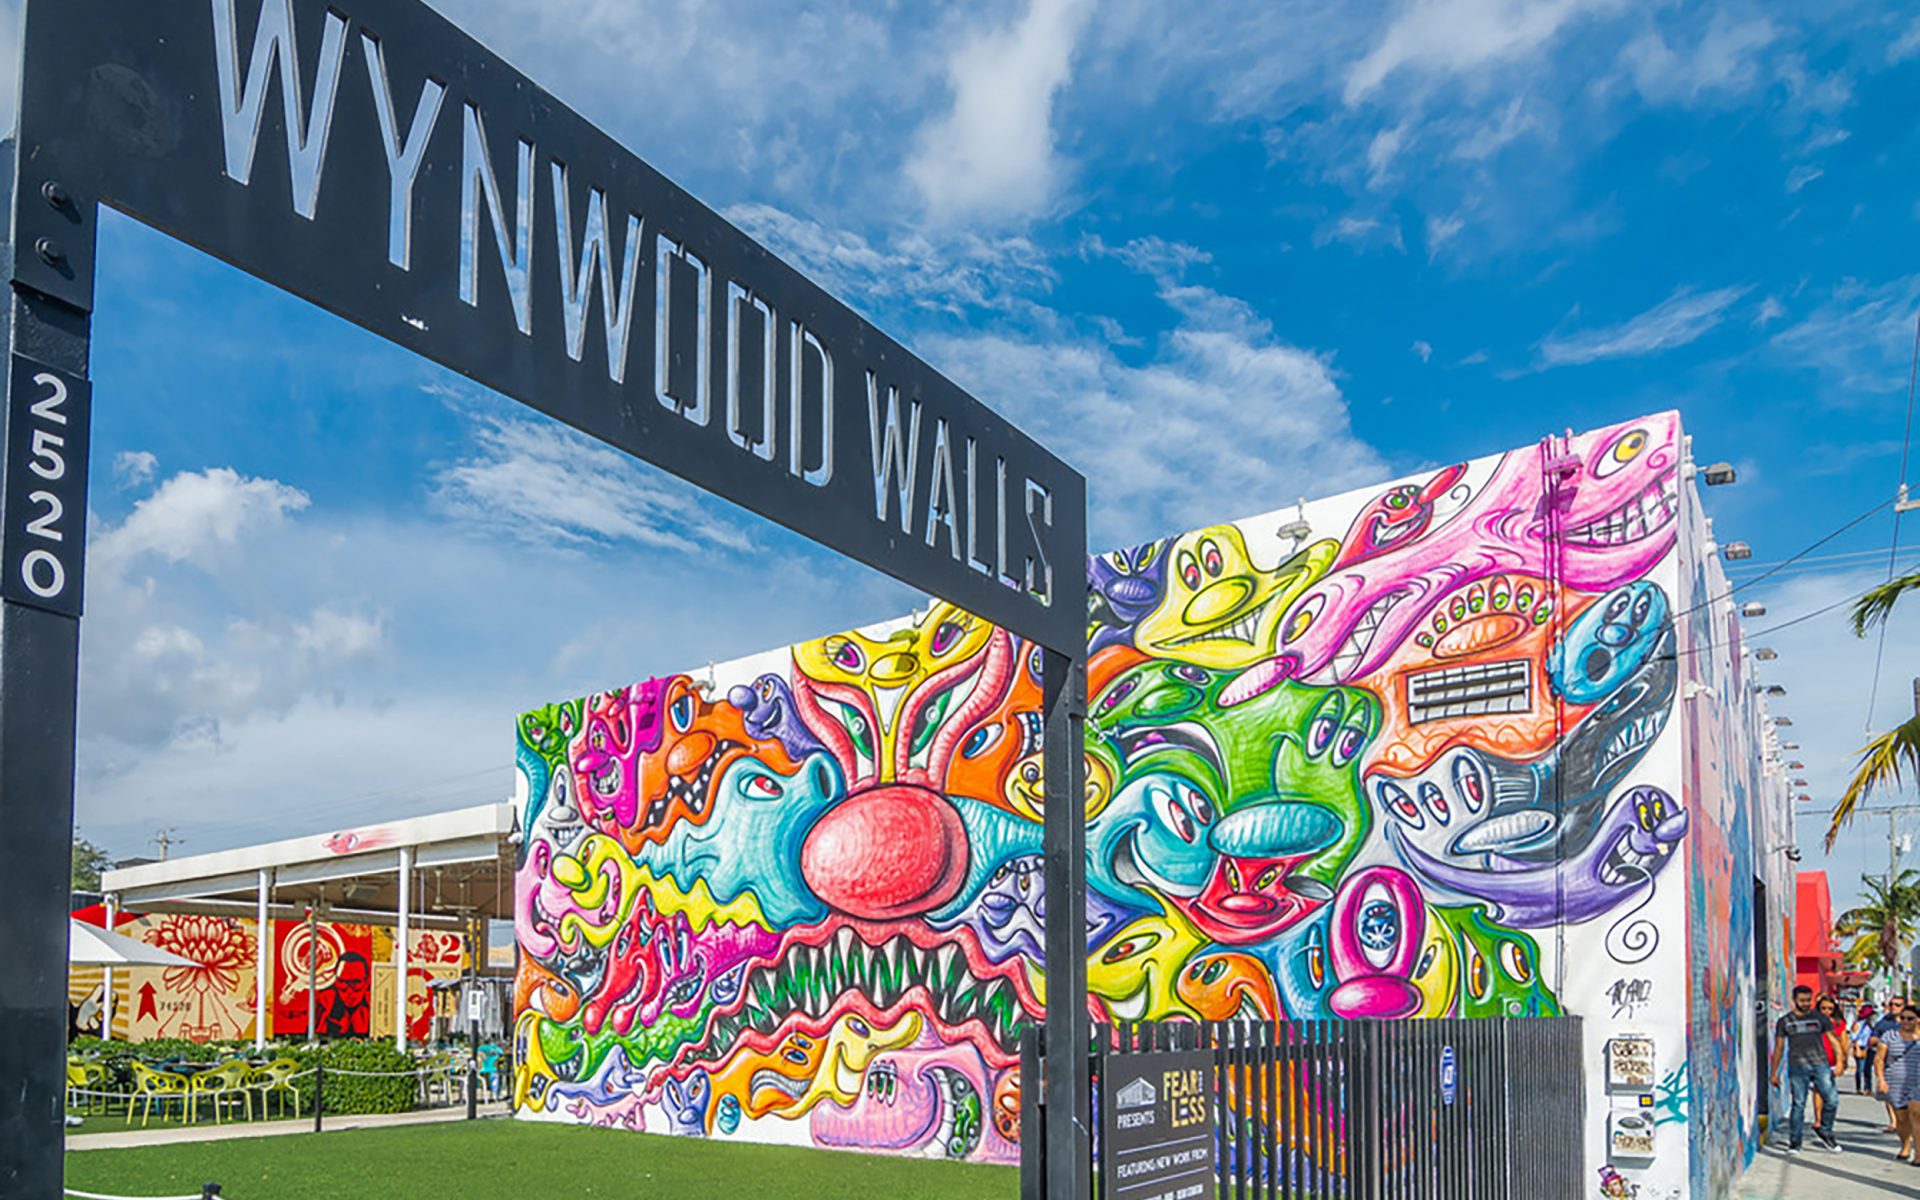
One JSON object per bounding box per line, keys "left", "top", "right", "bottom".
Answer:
{"left": 193, "top": 0, "right": 1065, "bottom": 618}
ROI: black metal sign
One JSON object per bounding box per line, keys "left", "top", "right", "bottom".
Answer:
{"left": 11, "top": 0, "right": 1084, "bottom": 649}
{"left": 0, "top": 356, "right": 89, "bottom": 616}
{"left": 1, "top": 2, "right": 1092, "bottom": 1196}
{"left": 1102, "top": 1049, "right": 1216, "bottom": 1200}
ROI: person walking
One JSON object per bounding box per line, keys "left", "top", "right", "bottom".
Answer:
{"left": 1814, "top": 995, "right": 1851, "bottom": 1129}
{"left": 1877, "top": 1006, "right": 1920, "bottom": 1163}
{"left": 1854, "top": 1005, "right": 1879, "bottom": 1093}
{"left": 1875, "top": 998, "right": 1909, "bottom": 1131}
{"left": 1771, "top": 984, "right": 1843, "bottom": 1152}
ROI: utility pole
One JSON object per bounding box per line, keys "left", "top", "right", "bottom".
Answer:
{"left": 151, "top": 827, "right": 183, "bottom": 860}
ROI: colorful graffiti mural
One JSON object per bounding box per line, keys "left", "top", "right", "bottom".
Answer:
{"left": 512, "top": 412, "right": 1770, "bottom": 1191}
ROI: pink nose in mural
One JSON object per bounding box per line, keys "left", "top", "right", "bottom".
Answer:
{"left": 801, "top": 785, "right": 970, "bottom": 919}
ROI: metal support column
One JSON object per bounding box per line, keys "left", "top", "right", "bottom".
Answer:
{"left": 1040, "top": 644, "right": 1090, "bottom": 1200}
{"left": 395, "top": 846, "right": 411, "bottom": 1051}
{"left": 254, "top": 870, "right": 269, "bottom": 1050}
{"left": 0, "top": 127, "right": 92, "bottom": 1196}
{"left": 101, "top": 893, "right": 117, "bottom": 1041}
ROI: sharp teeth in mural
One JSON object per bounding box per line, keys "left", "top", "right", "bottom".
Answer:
{"left": 513, "top": 412, "right": 1753, "bottom": 1193}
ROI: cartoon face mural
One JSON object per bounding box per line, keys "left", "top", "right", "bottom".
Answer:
{"left": 516, "top": 410, "right": 1708, "bottom": 1179}
{"left": 1134, "top": 525, "right": 1338, "bottom": 669}
{"left": 1089, "top": 541, "right": 1169, "bottom": 653}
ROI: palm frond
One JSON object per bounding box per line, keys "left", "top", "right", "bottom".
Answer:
{"left": 1828, "top": 716, "right": 1920, "bottom": 851}
{"left": 1851, "top": 572, "right": 1920, "bottom": 637}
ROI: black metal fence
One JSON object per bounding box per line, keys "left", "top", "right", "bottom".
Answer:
{"left": 1020, "top": 1016, "right": 1585, "bottom": 1200}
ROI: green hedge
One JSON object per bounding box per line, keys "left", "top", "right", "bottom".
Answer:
{"left": 68, "top": 1038, "right": 422, "bottom": 1115}
{"left": 285, "top": 1041, "right": 420, "bottom": 1115}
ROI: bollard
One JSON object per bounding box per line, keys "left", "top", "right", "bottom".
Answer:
{"left": 467, "top": 1061, "right": 478, "bottom": 1120}
{"left": 313, "top": 1062, "right": 324, "bottom": 1134}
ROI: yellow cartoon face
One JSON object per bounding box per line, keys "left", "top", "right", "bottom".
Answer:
{"left": 1088, "top": 903, "right": 1207, "bottom": 1023}
{"left": 788, "top": 1008, "right": 923, "bottom": 1114}
{"left": 1409, "top": 907, "right": 1459, "bottom": 1018}
{"left": 794, "top": 602, "right": 1001, "bottom": 784}
{"left": 1135, "top": 526, "right": 1338, "bottom": 669}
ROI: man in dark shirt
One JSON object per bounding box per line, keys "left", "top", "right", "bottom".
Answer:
{"left": 1770, "top": 984, "right": 1841, "bottom": 1152}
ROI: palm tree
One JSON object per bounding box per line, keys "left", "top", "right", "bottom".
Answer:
{"left": 1836, "top": 870, "right": 1920, "bottom": 985}
{"left": 1827, "top": 572, "right": 1920, "bottom": 850}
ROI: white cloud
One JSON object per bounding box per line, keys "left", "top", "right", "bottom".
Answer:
{"left": 1345, "top": 0, "right": 1618, "bottom": 103}
{"left": 430, "top": 404, "right": 758, "bottom": 556}
{"left": 1617, "top": 15, "right": 1778, "bottom": 105}
{"left": 726, "top": 202, "right": 1054, "bottom": 318}
{"left": 1753, "top": 296, "right": 1786, "bottom": 327}
{"left": 1890, "top": 18, "right": 1920, "bottom": 64}
{"left": 1412, "top": 339, "right": 1434, "bottom": 362}
{"left": 923, "top": 275, "right": 1388, "bottom": 546}
{"left": 1366, "top": 122, "right": 1412, "bottom": 187}
{"left": 1315, "top": 214, "right": 1407, "bottom": 253}
{"left": 906, "top": 0, "right": 1098, "bottom": 223}
{"left": 92, "top": 467, "right": 308, "bottom": 573}
{"left": 1785, "top": 164, "right": 1824, "bottom": 194}
{"left": 1536, "top": 284, "right": 1749, "bottom": 368}
{"left": 1771, "top": 274, "right": 1920, "bottom": 399}
{"left": 112, "top": 450, "right": 157, "bottom": 489}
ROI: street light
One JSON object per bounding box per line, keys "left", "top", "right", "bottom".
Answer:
{"left": 1775, "top": 716, "right": 1794, "bottom": 726}
{"left": 1754, "top": 647, "right": 1778, "bottom": 661}
{"left": 1724, "top": 541, "right": 1753, "bottom": 560}
{"left": 1742, "top": 602, "right": 1768, "bottom": 618}
{"left": 1703, "top": 462, "right": 1737, "bottom": 486}
{"left": 1782, "top": 741, "right": 1801, "bottom": 750}
{"left": 1763, "top": 684, "right": 1787, "bottom": 696}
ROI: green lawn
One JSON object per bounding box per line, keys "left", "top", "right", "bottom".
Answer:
{"left": 66, "top": 1120, "right": 1018, "bottom": 1200}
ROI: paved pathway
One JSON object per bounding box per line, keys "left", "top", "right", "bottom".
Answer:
{"left": 65, "top": 1102, "right": 510, "bottom": 1152}
{"left": 1740, "top": 1089, "right": 1920, "bottom": 1199}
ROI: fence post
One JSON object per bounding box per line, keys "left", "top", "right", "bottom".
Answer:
{"left": 1020, "top": 1026, "right": 1043, "bottom": 1200}
{"left": 312, "top": 1061, "right": 323, "bottom": 1134}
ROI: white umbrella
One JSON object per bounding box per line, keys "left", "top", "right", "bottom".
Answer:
{"left": 68, "top": 918, "right": 198, "bottom": 967}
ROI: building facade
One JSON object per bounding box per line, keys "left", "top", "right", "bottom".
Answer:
{"left": 510, "top": 412, "right": 1790, "bottom": 1198}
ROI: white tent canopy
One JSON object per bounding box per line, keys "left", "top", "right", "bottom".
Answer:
{"left": 68, "top": 918, "right": 196, "bottom": 967}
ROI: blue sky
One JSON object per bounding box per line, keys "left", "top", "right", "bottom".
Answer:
{"left": 35, "top": 0, "right": 1920, "bottom": 911}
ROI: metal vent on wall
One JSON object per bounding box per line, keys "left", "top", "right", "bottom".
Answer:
{"left": 1406, "top": 660, "right": 1531, "bottom": 723}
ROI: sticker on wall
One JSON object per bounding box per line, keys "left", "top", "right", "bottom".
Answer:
{"left": 1608, "top": 1111, "right": 1657, "bottom": 1160}
{"left": 1606, "top": 1036, "right": 1656, "bottom": 1090}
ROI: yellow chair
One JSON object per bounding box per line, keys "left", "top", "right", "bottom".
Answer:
{"left": 188, "top": 1059, "right": 256, "bottom": 1125}
{"left": 69, "top": 1060, "right": 117, "bottom": 1115}
{"left": 250, "top": 1057, "right": 303, "bottom": 1119}
{"left": 127, "top": 1062, "right": 189, "bottom": 1127}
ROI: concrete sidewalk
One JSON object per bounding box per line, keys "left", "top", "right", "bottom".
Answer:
{"left": 65, "top": 1102, "right": 510, "bottom": 1152}
{"left": 1739, "top": 1089, "right": 1920, "bottom": 1199}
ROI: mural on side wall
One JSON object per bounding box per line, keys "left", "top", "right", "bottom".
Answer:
{"left": 511, "top": 413, "right": 1708, "bottom": 1177}
{"left": 69, "top": 910, "right": 465, "bottom": 1044}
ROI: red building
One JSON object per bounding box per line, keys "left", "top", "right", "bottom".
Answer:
{"left": 1796, "top": 871, "right": 1843, "bottom": 997}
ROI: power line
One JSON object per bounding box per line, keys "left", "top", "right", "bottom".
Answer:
{"left": 1668, "top": 495, "right": 1892, "bottom": 624}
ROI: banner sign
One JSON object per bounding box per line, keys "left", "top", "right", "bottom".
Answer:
{"left": 1102, "top": 1049, "right": 1216, "bottom": 1200}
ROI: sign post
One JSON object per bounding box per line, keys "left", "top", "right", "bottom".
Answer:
{"left": 0, "top": 2, "right": 1090, "bottom": 1193}
{"left": 1101, "top": 1050, "right": 1217, "bottom": 1200}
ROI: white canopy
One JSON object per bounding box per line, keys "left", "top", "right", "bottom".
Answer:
{"left": 68, "top": 918, "right": 197, "bottom": 967}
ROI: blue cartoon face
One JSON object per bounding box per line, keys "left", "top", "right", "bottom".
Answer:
{"left": 1267, "top": 907, "right": 1336, "bottom": 1019}
{"left": 1087, "top": 769, "right": 1219, "bottom": 910}
{"left": 1554, "top": 582, "right": 1669, "bottom": 704}
{"left": 640, "top": 751, "right": 844, "bottom": 926}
